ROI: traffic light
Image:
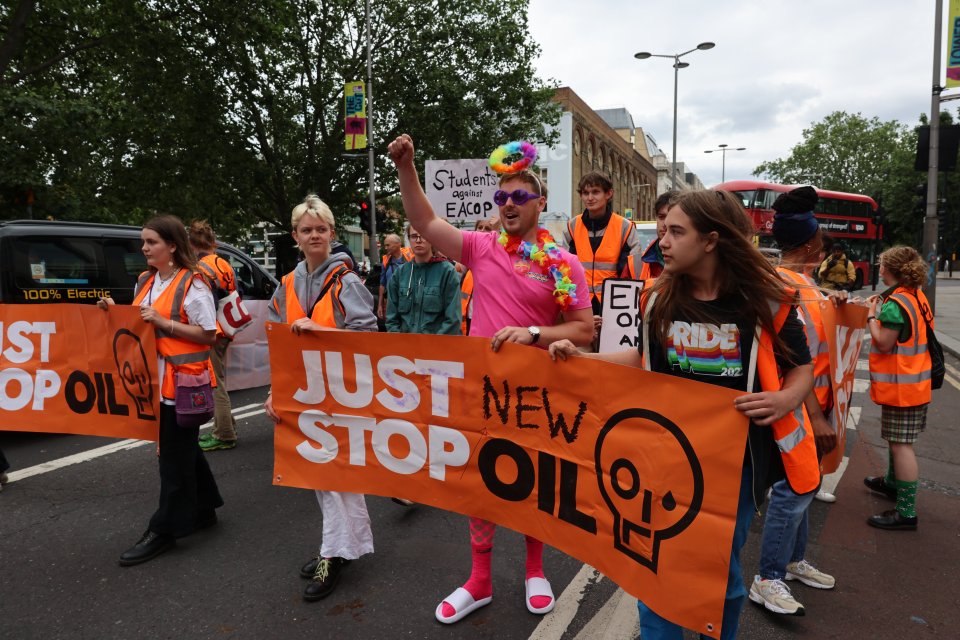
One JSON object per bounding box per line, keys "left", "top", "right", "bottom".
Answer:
{"left": 358, "top": 198, "right": 371, "bottom": 234}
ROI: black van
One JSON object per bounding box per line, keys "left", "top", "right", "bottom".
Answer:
{"left": 0, "top": 220, "right": 277, "bottom": 304}
{"left": 0, "top": 220, "right": 278, "bottom": 390}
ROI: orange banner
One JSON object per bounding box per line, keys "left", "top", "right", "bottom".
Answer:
{"left": 820, "top": 302, "right": 868, "bottom": 474}
{"left": 0, "top": 304, "right": 159, "bottom": 440}
{"left": 268, "top": 325, "right": 749, "bottom": 638}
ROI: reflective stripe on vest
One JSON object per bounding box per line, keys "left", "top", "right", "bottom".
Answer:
{"left": 282, "top": 265, "right": 349, "bottom": 328}
{"left": 777, "top": 267, "right": 831, "bottom": 413}
{"left": 868, "top": 287, "right": 932, "bottom": 407}
{"left": 758, "top": 299, "right": 820, "bottom": 492}
{"left": 569, "top": 213, "right": 630, "bottom": 298}
{"left": 133, "top": 269, "right": 214, "bottom": 399}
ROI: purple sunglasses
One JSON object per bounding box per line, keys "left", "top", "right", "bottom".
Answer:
{"left": 493, "top": 189, "right": 541, "bottom": 206}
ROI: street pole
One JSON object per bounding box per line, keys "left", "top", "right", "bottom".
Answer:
{"left": 634, "top": 43, "right": 714, "bottom": 193}
{"left": 703, "top": 144, "right": 746, "bottom": 184}
{"left": 365, "top": 0, "right": 379, "bottom": 270}
{"left": 672, "top": 61, "right": 679, "bottom": 190}
{"left": 924, "top": 0, "right": 943, "bottom": 315}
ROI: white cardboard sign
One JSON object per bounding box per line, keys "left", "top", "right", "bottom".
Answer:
{"left": 425, "top": 159, "right": 500, "bottom": 225}
{"left": 598, "top": 278, "right": 645, "bottom": 352}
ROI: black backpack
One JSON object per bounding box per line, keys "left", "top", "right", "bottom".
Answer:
{"left": 914, "top": 293, "right": 945, "bottom": 390}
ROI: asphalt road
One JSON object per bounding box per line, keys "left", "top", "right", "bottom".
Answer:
{"left": 3, "top": 306, "right": 959, "bottom": 639}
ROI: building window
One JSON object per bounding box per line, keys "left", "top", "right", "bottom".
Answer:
{"left": 574, "top": 130, "right": 582, "bottom": 156}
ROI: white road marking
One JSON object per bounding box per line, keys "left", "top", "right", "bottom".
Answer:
{"left": 853, "top": 378, "right": 870, "bottom": 394}
{"left": 4, "top": 406, "right": 266, "bottom": 484}
{"left": 856, "top": 359, "right": 869, "bottom": 371}
{"left": 573, "top": 587, "right": 639, "bottom": 640}
{"left": 820, "top": 456, "right": 849, "bottom": 495}
{"left": 944, "top": 362, "right": 960, "bottom": 392}
{"left": 847, "top": 406, "right": 860, "bottom": 431}
{"left": 528, "top": 564, "right": 603, "bottom": 640}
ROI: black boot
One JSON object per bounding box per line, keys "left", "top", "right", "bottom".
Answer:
{"left": 303, "top": 557, "right": 350, "bottom": 601}
{"left": 119, "top": 531, "right": 175, "bottom": 566}
{"left": 300, "top": 555, "right": 320, "bottom": 579}
{"left": 867, "top": 509, "right": 917, "bottom": 531}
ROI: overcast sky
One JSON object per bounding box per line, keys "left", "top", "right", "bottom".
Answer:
{"left": 528, "top": 0, "right": 946, "bottom": 188}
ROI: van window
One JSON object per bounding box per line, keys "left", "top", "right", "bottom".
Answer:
{"left": 217, "top": 248, "right": 274, "bottom": 300}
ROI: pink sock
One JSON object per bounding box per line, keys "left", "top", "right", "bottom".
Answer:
{"left": 525, "top": 536, "right": 552, "bottom": 609}
{"left": 441, "top": 518, "right": 495, "bottom": 618}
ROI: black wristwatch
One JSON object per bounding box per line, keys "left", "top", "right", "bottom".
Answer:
{"left": 527, "top": 326, "right": 541, "bottom": 344}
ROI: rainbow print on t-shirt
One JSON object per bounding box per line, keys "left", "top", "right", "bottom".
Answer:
{"left": 667, "top": 321, "right": 743, "bottom": 377}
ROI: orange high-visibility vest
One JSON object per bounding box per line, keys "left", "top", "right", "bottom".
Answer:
{"left": 459, "top": 269, "right": 474, "bottom": 336}
{"left": 568, "top": 213, "right": 631, "bottom": 301}
{"left": 623, "top": 239, "right": 663, "bottom": 282}
{"left": 134, "top": 269, "right": 216, "bottom": 400}
{"left": 639, "top": 289, "right": 820, "bottom": 494}
{"left": 275, "top": 264, "right": 350, "bottom": 327}
{"left": 197, "top": 253, "right": 237, "bottom": 338}
{"left": 382, "top": 247, "right": 414, "bottom": 269}
{"left": 777, "top": 267, "right": 831, "bottom": 413}
{"left": 869, "top": 287, "right": 933, "bottom": 407}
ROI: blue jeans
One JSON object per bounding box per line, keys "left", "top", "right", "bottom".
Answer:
{"left": 758, "top": 479, "right": 816, "bottom": 580}
{"left": 637, "top": 462, "right": 756, "bottom": 640}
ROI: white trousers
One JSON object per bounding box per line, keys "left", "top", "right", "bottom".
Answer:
{"left": 316, "top": 490, "right": 374, "bottom": 559}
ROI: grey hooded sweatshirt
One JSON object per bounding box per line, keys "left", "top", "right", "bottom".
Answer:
{"left": 269, "top": 254, "right": 377, "bottom": 331}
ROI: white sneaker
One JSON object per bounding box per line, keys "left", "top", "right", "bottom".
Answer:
{"left": 786, "top": 559, "right": 835, "bottom": 589}
{"left": 814, "top": 490, "right": 836, "bottom": 503}
{"left": 749, "top": 576, "right": 805, "bottom": 616}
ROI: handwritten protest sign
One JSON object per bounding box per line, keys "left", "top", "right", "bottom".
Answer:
{"left": 425, "top": 159, "right": 500, "bottom": 225}
{"left": 268, "top": 327, "right": 750, "bottom": 638}
{"left": 821, "top": 302, "right": 868, "bottom": 475}
{"left": 0, "top": 304, "right": 159, "bottom": 440}
{"left": 598, "top": 278, "right": 645, "bottom": 352}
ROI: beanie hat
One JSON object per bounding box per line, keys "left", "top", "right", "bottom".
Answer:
{"left": 772, "top": 186, "right": 819, "bottom": 251}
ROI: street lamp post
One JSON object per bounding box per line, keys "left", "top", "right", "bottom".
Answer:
{"left": 635, "top": 42, "right": 715, "bottom": 191}
{"left": 704, "top": 144, "right": 746, "bottom": 182}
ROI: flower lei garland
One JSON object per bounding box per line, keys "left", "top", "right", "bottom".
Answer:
{"left": 498, "top": 228, "right": 579, "bottom": 310}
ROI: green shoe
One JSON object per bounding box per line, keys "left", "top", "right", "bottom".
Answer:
{"left": 198, "top": 433, "right": 215, "bottom": 444}
{"left": 200, "top": 436, "right": 237, "bottom": 451}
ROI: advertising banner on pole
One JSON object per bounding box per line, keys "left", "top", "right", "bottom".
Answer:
{"left": 948, "top": 0, "right": 960, "bottom": 88}
{"left": 344, "top": 81, "right": 367, "bottom": 150}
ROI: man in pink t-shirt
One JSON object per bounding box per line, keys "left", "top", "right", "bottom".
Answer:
{"left": 389, "top": 134, "right": 593, "bottom": 625}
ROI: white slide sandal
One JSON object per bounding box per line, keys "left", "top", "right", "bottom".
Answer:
{"left": 435, "top": 587, "right": 493, "bottom": 624}
{"left": 525, "top": 577, "right": 555, "bottom": 615}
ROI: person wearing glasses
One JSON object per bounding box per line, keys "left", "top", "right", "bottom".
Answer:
{"left": 388, "top": 133, "right": 593, "bottom": 624}
{"left": 386, "top": 225, "right": 462, "bottom": 336}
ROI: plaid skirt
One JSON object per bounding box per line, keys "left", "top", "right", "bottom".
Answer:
{"left": 881, "top": 404, "right": 929, "bottom": 444}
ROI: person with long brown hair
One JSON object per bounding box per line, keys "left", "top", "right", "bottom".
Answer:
{"left": 864, "top": 246, "right": 933, "bottom": 531}
{"left": 99, "top": 214, "right": 222, "bottom": 566}
{"left": 550, "top": 189, "right": 817, "bottom": 639}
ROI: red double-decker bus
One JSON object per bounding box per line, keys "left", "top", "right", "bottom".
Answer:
{"left": 715, "top": 179, "right": 881, "bottom": 288}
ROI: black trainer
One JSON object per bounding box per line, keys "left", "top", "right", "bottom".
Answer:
{"left": 303, "top": 557, "right": 350, "bottom": 601}
{"left": 867, "top": 509, "right": 918, "bottom": 531}
{"left": 863, "top": 476, "right": 897, "bottom": 500}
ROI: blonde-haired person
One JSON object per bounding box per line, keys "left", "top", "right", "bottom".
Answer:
{"left": 864, "top": 246, "right": 933, "bottom": 531}
{"left": 264, "top": 195, "right": 378, "bottom": 600}
{"left": 98, "top": 215, "right": 222, "bottom": 566}
{"left": 188, "top": 220, "right": 240, "bottom": 451}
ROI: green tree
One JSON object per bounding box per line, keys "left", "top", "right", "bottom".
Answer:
{"left": 753, "top": 111, "right": 919, "bottom": 245}
{"left": 1, "top": 0, "right": 560, "bottom": 248}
